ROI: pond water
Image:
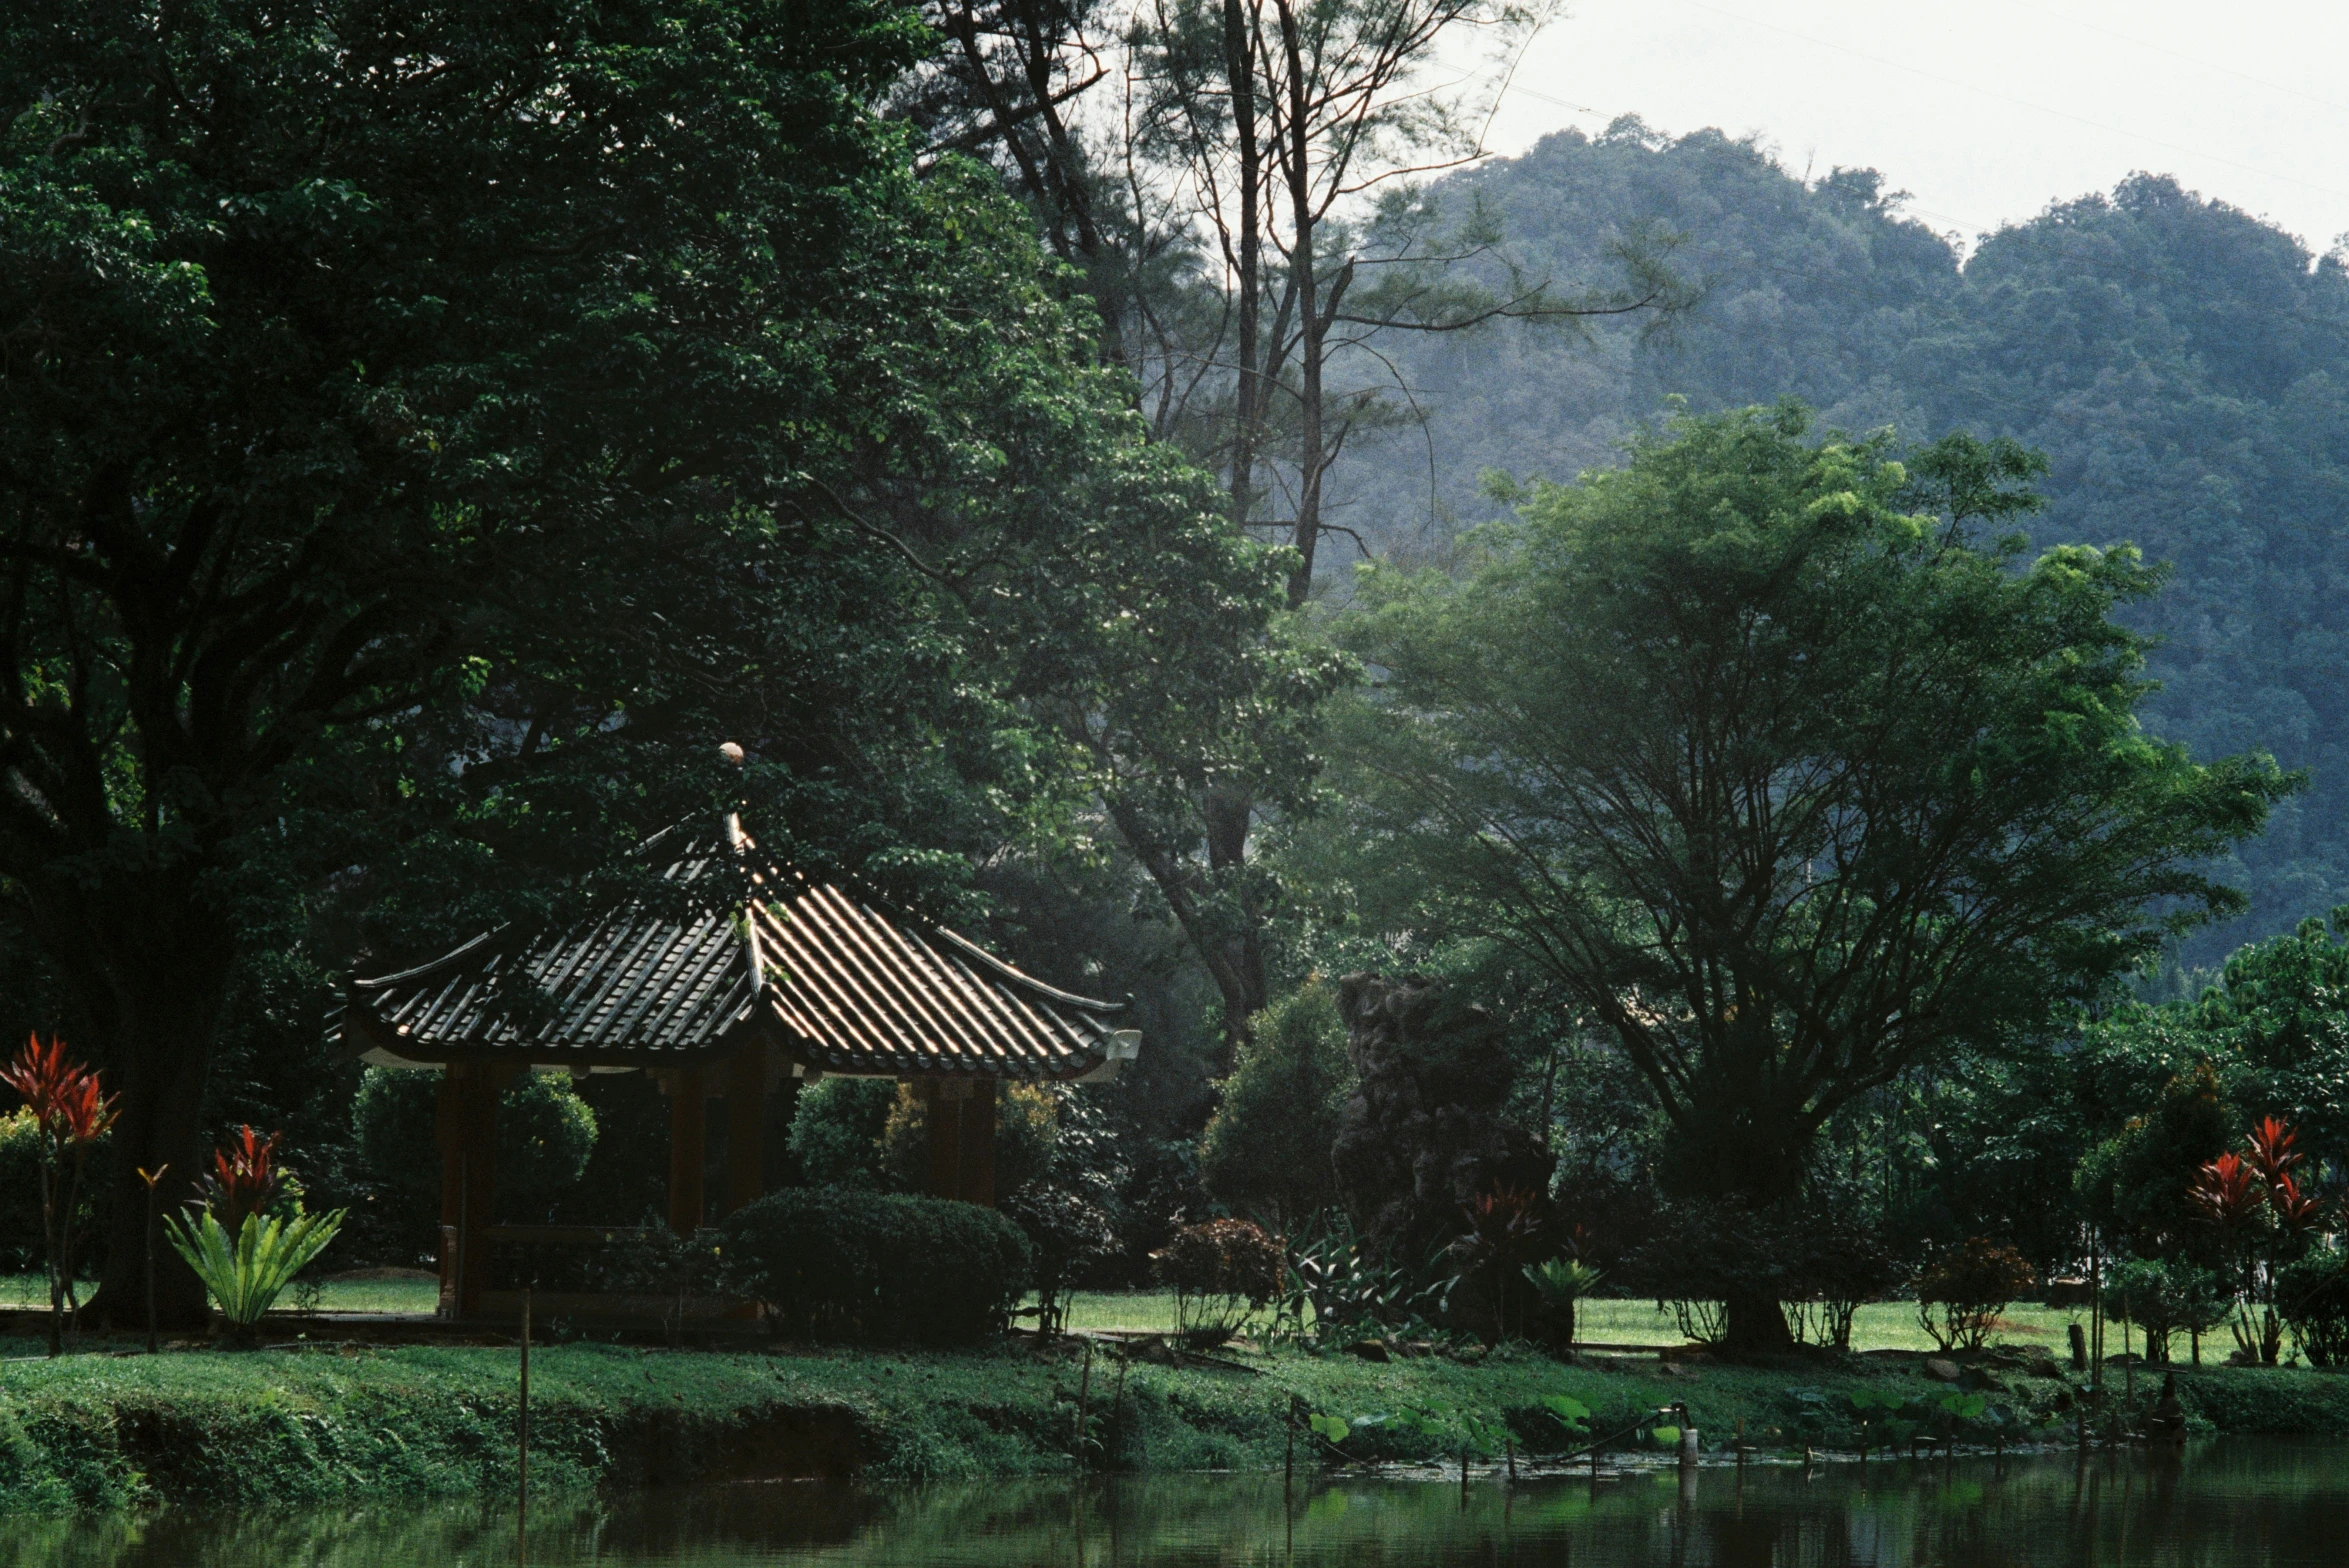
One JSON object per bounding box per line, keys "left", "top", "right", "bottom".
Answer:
{"left": 7, "top": 1440, "right": 2343, "bottom": 1566}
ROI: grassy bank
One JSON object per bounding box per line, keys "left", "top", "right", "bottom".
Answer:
{"left": 0, "top": 1278, "right": 2162, "bottom": 1353}
{"left": 2, "top": 1328, "right": 2346, "bottom": 1514}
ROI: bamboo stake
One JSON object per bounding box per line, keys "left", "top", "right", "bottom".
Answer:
{"left": 2122, "top": 1307, "right": 2135, "bottom": 1418}
{"left": 138, "top": 1165, "right": 168, "bottom": 1356}
{"left": 517, "top": 1287, "right": 531, "bottom": 1568}
{"left": 1073, "top": 1337, "right": 1094, "bottom": 1472}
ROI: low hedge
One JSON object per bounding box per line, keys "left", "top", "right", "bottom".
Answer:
{"left": 720, "top": 1187, "right": 1030, "bottom": 1345}
{"left": 2279, "top": 1250, "right": 2349, "bottom": 1366}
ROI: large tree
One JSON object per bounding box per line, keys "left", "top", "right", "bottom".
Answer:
{"left": 889, "top": 1, "right": 1692, "bottom": 1053}
{"left": 0, "top": 0, "right": 1305, "bottom": 1320}
{"left": 1318, "top": 402, "right": 2294, "bottom": 1348}
{"left": 0, "top": 0, "right": 943, "bottom": 1319}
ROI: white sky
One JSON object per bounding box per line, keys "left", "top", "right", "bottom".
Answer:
{"left": 1481, "top": 0, "right": 2349, "bottom": 257}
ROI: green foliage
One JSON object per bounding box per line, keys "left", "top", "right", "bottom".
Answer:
{"left": 1914, "top": 1239, "right": 2037, "bottom": 1353}
{"left": 1000, "top": 1181, "right": 1117, "bottom": 1335}
{"left": 791, "top": 1079, "right": 1058, "bottom": 1197}
{"left": 0, "top": 1333, "right": 2328, "bottom": 1512}
{"left": 1524, "top": 1258, "right": 1604, "bottom": 1306}
{"left": 0, "top": 0, "right": 1318, "bottom": 1323}
{"left": 0, "top": 0, "right": 954, "bottom": 1282}
{"left": 718, "top": 1188, "right": 1030, "bottom": 1345}
{"left": 2177, "top": 913, "right": 2349, "bottom": 1157}
{"left": 162, "top": 1208, "right": 347, "bottom": 1337}
{"left": 1198, "top": 981, "right": 1354, "bottom": 1230}
{"left": 1283, "top": 1212, "right": 1434, "bottom": 1338}
{"left": 881, "top": 1084, "right": 1059, "bottom": 1196}
{"left": 2276, "top": 1250, "right": 2349, "bottom": 1367}
{"left": 1621, "top": 1197, "right": 1903, "bottom": 1347}
{"left": 1150, "top": 1218, "right": 1286, "bottom": 1343}
{"left": 787, "top": 1079, "right": 903, "bottom": 1191}
{"left": 351, "top": 1069, "right": 596, "bottom": 1204}
{"left": 2074, "top": 1062, "right": 2237, "bottom": 1259}
{"left": 0, "top": 1112, "right": 44, "bottom": 1273}
{"left": 1358, "top": 130, "right": 2349, "bottom": 965}
{"left": 1840, "top": 1383, "right": 2056, "bottom": 1449}
{"left": 1318, "top": 402, "right": 2289, "bottom": 1225}
{"left": 1539, "top": 1392, "right": 1591, "bottom": 1427}
{"left": 2107, "top": 1257, "right": 2235, "bottom": 1362}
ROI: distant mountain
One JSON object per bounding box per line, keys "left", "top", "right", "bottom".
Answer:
{"left": 1337, "top": 118, "right": 2349, "bottom": 964}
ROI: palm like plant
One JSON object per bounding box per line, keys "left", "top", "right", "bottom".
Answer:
{"left": 1523, "top": 1257, "right": 1605, "bottom": 1346}
{"left": 163, "top": 1207, "right": 346, "bottom": 1346}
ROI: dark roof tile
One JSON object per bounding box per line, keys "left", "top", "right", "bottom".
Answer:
{"left": 343, "top": 815, "right": 1126, "bottom": 1078}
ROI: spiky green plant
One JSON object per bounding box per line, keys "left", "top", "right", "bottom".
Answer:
{"left": 1524, "top": 1257, "right": 1604, "bottom": 1305}
{"left": 163, "top": 1207, "right": 346, "bottom": 1344}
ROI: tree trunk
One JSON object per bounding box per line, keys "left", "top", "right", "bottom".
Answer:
{"left": 41, "top": 877, "right": 239, "bottom": 1329}
{"left": 1225, "top": 0, "right": 1263, "bottom": 529}
{"left": 1200, "top": 785, "right": 1267, "bottom": 1058}
{"left": 1722, "top": 1289, "right": 1794, "bottom": 1354}
{"left": 1274, "top": 0, "right": 1322, "bottom": 610}
{"left": 1104, "top": 792, "right": 1266, "bottom": 1059}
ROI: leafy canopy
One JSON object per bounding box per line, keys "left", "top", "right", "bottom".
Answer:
{"left": 1317, "top": 402, "right": 2293, "bottom": 1202}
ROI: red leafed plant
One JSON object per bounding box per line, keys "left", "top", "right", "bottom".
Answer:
{"left": 2188, "top": 1152, "right": 2264, "bottom": 1231}
{"left": 1449, "top": 1186, "right": 1553, "bottom": 1342}
{"left": 0, "top": 1034, "right": 118, "bottom": 1355}
{"left": 2193, "top": 1116, "right": 2329, "bottom": 1365}
{"left": 198, "top": 1126, "right": 287, "bottom": 1227}
{"left": 2243, "top": 1117, "right": 2323, "bottom": 1230}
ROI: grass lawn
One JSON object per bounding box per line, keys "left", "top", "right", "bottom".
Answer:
{"left": 5, "top": 1274, "right": 2124, "bottom": 1362}
{"left": 1573, "top": 1297, "right": 2097, "bottom": 1355}
{"left": 1044, "top": 1290, "right": 2104, "bottom": 1357}
{"left": 1, "top": 1271, "right": 442, "bottom": 1316}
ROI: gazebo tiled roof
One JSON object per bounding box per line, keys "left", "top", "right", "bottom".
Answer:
{"left": 341, "top": 814, "right": 1134, "bottom": 1081}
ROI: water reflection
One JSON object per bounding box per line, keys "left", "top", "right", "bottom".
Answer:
{"left": 8, "top": 1439, "right": 2344, "bottom": 1567}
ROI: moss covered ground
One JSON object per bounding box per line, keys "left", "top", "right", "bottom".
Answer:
{"left": 1, "top": 1320, "right": 2345, "bottom": 1515}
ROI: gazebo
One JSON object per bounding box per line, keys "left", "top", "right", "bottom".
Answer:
{"left": 338, "top": 811, "right": 1137, "bottom": 1320}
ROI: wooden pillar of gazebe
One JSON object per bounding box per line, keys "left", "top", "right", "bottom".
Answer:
{"left": 665, "top": 1064, "right": 708, "bottom": 1234}
{"left": 435, "top": 1061, "right": 509, "bottom": 1319}
{"left": 923, "top": 1077, "right": 997, "bottom": 1206}
{"left": 435, "top": 1070, "right": 462, "bottom": 1315}
{"left": 723, "top": 1042, "right": 766, "bottom": 1217}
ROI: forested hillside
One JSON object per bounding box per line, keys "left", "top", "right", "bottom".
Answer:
{"left": 1343, "top": 118, "right": 2349, "bottom": 962}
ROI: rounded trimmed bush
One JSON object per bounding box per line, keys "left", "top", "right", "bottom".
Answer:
{"left": 720, "top": 1187, "right": 1031, "bottom": 1345}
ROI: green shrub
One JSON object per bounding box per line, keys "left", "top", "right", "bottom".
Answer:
{"left": 718, "top": 1187, "right": 1030, "bottom": 1345}
{"left": 880, "top": 1082, "right": 1058, "bottom": 1194}
{"left": 1198, "top": 981, "right": 1353, "bottom": 1232}
{"left": 352, "top": 1067, "right": 596, "bottom": 1202}
{"left": 163, "top": 1207, "right": 347, "bottom": 1346}
{"left": 0, "top": 1109, "right": 45, "bottom": 1272}
{"left": 786, "top": 1077, "right": 902, "bottom": 1189}
{"left": 1152, "top": 1217, "right": 1284, "bottom": 1344}
{"left": 2278, "top": 1249, "right": 2349, "bottom": 1366}
{"left": 2108, "top": 1257, "right": 2234, "bottom": 1362}
{"left": 1915, "top": 1238, "right": 2036, "bottom": 1352}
